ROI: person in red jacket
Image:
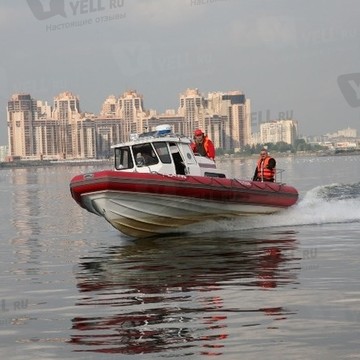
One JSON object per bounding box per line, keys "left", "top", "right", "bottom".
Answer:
{"left": 252, "top": 148, "right": 276, "bottom": 182}
{"left": 191, "top": 129, "right": 216, "bottom": 160}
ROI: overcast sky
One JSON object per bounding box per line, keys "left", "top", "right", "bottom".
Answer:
{"left": 1, "top": 0, "right": 360, "bottom": 144}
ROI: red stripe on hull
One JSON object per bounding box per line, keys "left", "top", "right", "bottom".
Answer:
{"left": 70, "top": 170, "right": 298, "bottom": 209}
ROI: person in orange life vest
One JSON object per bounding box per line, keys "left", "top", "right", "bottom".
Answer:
{"left": 190, "top": 129, "right": 216, "bottom": 160}
{"left": 252, "top": 148, "right": 276, "bottom": 182}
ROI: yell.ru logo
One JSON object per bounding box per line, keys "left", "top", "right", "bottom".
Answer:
{"left": 26, "top": 0, "right": 126, "bottom": 31}
{"left": 337, "top": 73, "right": 360, "bottom": 108}
{"left": 26, "top": 0, "right": 67, "bottom": 20}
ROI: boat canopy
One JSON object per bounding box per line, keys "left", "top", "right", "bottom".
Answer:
{"left": 112, "top": 125, "right": 227, "bottom": 178}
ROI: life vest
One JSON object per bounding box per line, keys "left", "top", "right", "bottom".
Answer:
{"left": 191, "top": 136, "right": 215, "bottom": 160}
{"left": 256, "top": 156, "right": 275, "bottom": 181}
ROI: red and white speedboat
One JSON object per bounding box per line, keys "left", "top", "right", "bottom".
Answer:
{"left": 70, "top": 125, "right": 298, "bottom": 238}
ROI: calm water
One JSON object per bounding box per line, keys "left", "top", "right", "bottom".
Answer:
{"left": 1, "top": 156, "right": 360, "bottom": 359}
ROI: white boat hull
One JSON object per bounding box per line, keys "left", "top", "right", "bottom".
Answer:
{"left": 82, "top": 190, "right": 283, "bottom": 238}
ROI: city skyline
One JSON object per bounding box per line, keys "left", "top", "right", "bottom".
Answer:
{"left": 3, "top": 88, "right": 357, "bottom": 162}
{"left": 4, "top": 87, "right": 357, "bottom": 151}
{"left": 6, "top": 87, "right": 253, "bottom": 118}
{"left": 2, "top": 80, "right": 358, "bottom": 144}
{"left": 6, "top": 89, "right": 256, "bottom": 160}
{"left": 1, "top": 1, "right": 360, "bottom": 145}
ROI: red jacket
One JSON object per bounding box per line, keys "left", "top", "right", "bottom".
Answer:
{"left": 191, "top": 136, "right": 215, "bottom": 160}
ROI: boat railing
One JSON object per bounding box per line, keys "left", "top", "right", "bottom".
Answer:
{"left": 275, "top": 168, "right": 285, "bottom": 183}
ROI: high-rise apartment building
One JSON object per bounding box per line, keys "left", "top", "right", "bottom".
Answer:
{"left": 33, "top": 100, "right": 58, "bottom": 158}
{"left": 52, "top": 91, "right": 81, "bottom": 120}
{"left": 92, "top": 116, "right": 127, "bottom": 158}
{"left": 52, "top": 91, "right": 81, "bottom": 158}
{"left": 7, "top": 94, "right": 38, "bottom": 158}
{"left": 116, "top": 90, "right": 147, "bottom": 137}
{"left": 100, "top": 95, "right": 117, "bottom": 118}
{"left": 178, "top": 88, "right": 206, "bottom": 136}
{"left": 207, "top": 91, "right": 251, "bottom": 151}
{"left": 146, "top": 111, "right": 185, "bottom": 136}
{"left": 260, "top": 120, "right": 298, "bottom": 145}
{"left": 0, "top": 145, "right": 8, "bottom": 162}
{"left": 7, "top": 94, "right": 58, "bottom": 159}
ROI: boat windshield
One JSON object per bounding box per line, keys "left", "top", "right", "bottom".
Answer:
{"left": 114, "top": 146, "right": 133, "bottom": 170}
{"left": 114, "top": 142, "right": 176, "bottom": 169}
{"left": 133, "top": 143, "right": 159, "bottom": 166}
{"left": 153, "top": 141, "right": 171, "bottom": 163}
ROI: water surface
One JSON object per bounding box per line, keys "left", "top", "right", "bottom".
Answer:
{"left": 0, "top": 156, "right": 360, "bottom": 359}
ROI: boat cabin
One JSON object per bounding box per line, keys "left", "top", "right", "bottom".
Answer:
{"left": 112, "top": 125, "right": 227, "bottom": 178}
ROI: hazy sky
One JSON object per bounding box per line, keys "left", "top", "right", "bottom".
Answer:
{"left": 1, "top": 0, "right": 360, "bottom": 144}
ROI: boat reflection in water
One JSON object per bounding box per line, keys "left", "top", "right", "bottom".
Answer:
{"left": 70, "top": 232, "right": 300, "bottom": 356}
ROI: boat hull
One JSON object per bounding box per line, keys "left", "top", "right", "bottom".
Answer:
{"left": 70, "top": 170, "right": 298, "bottom": 238}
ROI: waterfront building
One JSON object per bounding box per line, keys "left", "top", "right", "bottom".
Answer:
{"left": 146, "top": 112, "right": 186, "bottom": 137}
{"left": 326, "top": 127, "right": 357, "bottom": 139}
{"left": 260, "top": 119, "right": 298, "bottom": 146}
{"left": 6, "top": 88, "right": 253, "bottom": 160}
{"left": 33, "top": 118, "right": 60, "bottom": 159}
{"left": 32, "top": 99, "right": 58, "bottom": 158}
{"left": 115, "top": 90, "right": 147, "bottom": 138}
{"left": 7, "top": 94, "right": 58, "bottom": 160}
{"left": 100, "top": 95, "right": 117, "bottom": 117}
{"left": 52, "top": 91, "right": 81, "bottom": 159}
{"left": 0, "top": 145, "right": 8, "bottom": 161}
{"left": 250, "top": 131, "right": 261, "bottom": 146}
{"left": 7, "top": 94, "right": 36, "bottom": 158}
{"left": 207, "top": 91, "right": 251, "bottom": 151}
{"left": 178, "top": 88, "right": 206, "bottom": 136}
{"left": 92, "top": 117, "right": 127, "bottom": 158}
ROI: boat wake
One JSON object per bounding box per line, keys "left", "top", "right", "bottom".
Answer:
{"left": 182, "top": 181, "right": 360, "bottom": 234}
